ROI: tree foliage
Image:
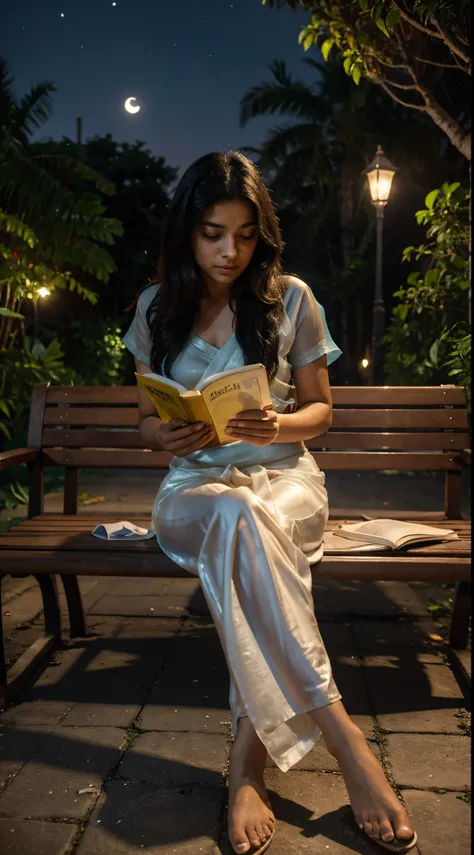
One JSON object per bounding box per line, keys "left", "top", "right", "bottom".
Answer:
{"left": 240, "top": 52, "right": 465, "bottom": 380}
{"left": 262, "top": 0, "right": 471, "bottom": 159}
{"left": 0, "top": 58, "right": 124, "bottom": 347}
{"left": 384, "top": 181, "right": 470, "bottom": 395}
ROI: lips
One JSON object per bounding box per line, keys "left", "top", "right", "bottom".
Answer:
{"left": 217, "top": 266, "right": 237, "bottom": 271}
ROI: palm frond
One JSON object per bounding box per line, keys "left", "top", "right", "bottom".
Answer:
{"left": 28, "top": 152, "right": 116, "bottom": 195}
{"left": 240, "top": 80, "right": 325, "bottom": 127}
{"left": 12, "top": 83, "right": 56, "bottom": 143}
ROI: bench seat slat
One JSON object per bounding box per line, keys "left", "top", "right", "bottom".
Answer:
{"left": 0, "top": 549, "right": 469, "bottom": 582}
{"left": 1, "top": 519, "right": 470, "bottom": 556}
{"left": 6, "top": 517, "right": 471, "bottom": 533}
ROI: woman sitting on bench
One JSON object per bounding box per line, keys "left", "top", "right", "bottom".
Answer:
{"left": 122, "top": 150, "right": 417, "bottom": 855}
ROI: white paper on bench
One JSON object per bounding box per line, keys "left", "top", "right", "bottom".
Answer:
{"left": 92, "top": 521, "right": 156, "bottom": 541}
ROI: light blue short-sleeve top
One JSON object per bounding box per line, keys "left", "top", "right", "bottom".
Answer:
{"left": 122, "top": 275, "right": 342, "bottom": 470}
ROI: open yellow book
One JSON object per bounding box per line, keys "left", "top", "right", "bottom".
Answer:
{"left": 135, "top": 363, "right": 272, "bottom": 447}
{"left": 335, "top": 519, "right": 458, "bottom": 550}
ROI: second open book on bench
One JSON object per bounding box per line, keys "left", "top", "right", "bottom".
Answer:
{"left": 335, "top": 519, "right": 458, "bottom": 550}
{"left": 136, "top": 363, "right": 272, "bottom": 447}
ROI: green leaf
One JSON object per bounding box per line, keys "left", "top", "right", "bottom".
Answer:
{"left": 451, "top": 254, "right": 468, "bottom": 270}
{"left": 359, "top": 0, "right": 369, "bottom": 9}
{"left": 425, "top": 189, "right": 440, "bottom": 209}
{"left": 343, "top": 56, "right": 353, "bottom": 75}
{"left": 445, "top": 181, "right": 461, "bottom": 200}
{"left": 0, "top": 421, "right": 11, "bottom": 440}
{"left": 375, "top": 17, "right": 391, "bottom": 37}
{"left": 303, "top": 34, "right": 314, "bottom": 51}
{"left": 320, "top": 38, "right": 334, "bottom": 61}
{"left": 424, "top": 268, "right": 440, "bottom": 286}
{"left": 386, "top": 7, "right": 400, "bottom": 28}
{"left": 429, "top": 339, "right": 441, "bottom": 365}
{"left": 0, "top": 307, "right": 24, "bottom": 319}
{"left": 352, "top": 66, "right": 362, "bottom": 85}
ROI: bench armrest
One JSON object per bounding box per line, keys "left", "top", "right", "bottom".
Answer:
{"left": 461, "top": 448, "right": 471, "bottom": 466}
{"left": 0, "top": 448, "right": 39, "bottom": 471}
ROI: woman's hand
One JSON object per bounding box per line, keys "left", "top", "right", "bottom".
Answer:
{"left": 157, "top": 419, "right": 215, "bottom": 457}
{"left": 224, "top": 409, "right": 279, "bottom": 446}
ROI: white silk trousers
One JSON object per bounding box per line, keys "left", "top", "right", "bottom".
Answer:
{"left": 152, "top": 449, "right": 342, "bottom": 772}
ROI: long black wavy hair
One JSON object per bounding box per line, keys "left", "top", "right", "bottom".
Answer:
{"left": 138, "top": 150, "right": 287, "bottom": 381}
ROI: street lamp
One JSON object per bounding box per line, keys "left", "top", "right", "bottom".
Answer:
{"left": 362, "top": 145, "right": 397, "bottom": 385}
{"left": 28, "top": 287, "right": 51, "bottom": 343}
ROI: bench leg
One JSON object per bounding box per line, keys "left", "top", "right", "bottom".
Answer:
{"left": 60, "top": 575, "right": 87, "bottom": 637}
{"left": 34, "top": 575, "right": 62, "bottom": 639}
{"left": 0, "top": 575, "right": 61, "bottom": 711}
{"left": 0, "top": 577, "right": 8, "bottom": 712}
{"left": 449, "top": 581, "right": 471, "bottom": 649}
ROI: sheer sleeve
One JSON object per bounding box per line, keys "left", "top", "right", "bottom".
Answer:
{"left": 287, "top": 284, "right": 342, "bottom": 369}
{"left": 121, "top": 285, "right": 158, "bottom": 366}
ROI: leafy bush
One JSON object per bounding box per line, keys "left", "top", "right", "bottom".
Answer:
{"left": 0, "top": 335, "right": 76, "bottom": 442}
{"left": 59, "top": 316, "right": 127, "bottom": 386}
{"left": 385, "top": 182, "right": 470, "bottom": 392}
{"left": 0, "top": 319, "right": 127, "bottom": 512}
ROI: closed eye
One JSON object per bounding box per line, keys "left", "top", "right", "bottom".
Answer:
{"left": 203, "top": 233, "right": 257, "bottom": 241}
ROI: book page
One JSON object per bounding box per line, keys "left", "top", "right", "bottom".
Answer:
{"left": 201, "top": 371, "right": 269, "bottom": 445}
{"left": 323, "top": 531, "right": 388, "bottom": 553}
{"left": 136, "top": 373, "right": 193, "bottom": 423}
{"left": 197, "top": 363, "right": 272, "bottom": 407}
{"left": 339, "top": 519, "right": 456, "bottom": 548}
{"left": 140, "top": 372, "right": 188, "bottom": 393}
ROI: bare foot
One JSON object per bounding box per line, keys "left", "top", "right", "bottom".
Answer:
{"left": 227, "top": 717, "right": 275, "bottom": 854}
{"left": 329, "top": 725, "right": 415, "bottom": 845}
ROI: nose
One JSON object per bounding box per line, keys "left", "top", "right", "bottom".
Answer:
{"left": 220, "top": 235, "right": 238, "bottom": 260}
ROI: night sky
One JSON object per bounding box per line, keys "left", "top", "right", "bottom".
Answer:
{"left": 3, "top": 0, "right": 317, "bottom": 176}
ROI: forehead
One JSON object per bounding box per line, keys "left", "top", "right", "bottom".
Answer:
{"left": 198, "top": 198, "right": 256, "bottom": 226}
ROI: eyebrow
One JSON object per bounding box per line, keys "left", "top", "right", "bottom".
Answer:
{"left": 199, "top": 220, "right": 257, "bottom": 228}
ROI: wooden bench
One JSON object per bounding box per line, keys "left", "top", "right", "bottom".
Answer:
{"left": 0, "top": 382, "right": 471, "bottom": 709}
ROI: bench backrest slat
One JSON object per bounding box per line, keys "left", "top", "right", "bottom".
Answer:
{"left": 41, "top": 428, "right": 470, "bottom": 451}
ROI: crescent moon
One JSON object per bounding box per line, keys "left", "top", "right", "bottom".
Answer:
{"left": 124, "top": 97, "right": 140, "bottom": 114}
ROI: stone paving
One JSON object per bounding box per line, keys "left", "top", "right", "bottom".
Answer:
{"left": 0, "top": 469, "right": 471, "bottom": 854}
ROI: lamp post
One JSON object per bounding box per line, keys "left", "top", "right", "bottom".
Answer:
{"left": 31, "top": 287, "right": 51, "bottom": 344}
{"left": 362, "top": 145, "right": 397, "bottom": 385}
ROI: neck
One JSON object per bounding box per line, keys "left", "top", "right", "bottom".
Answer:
{"left": 202, "top": 278, "right": 232, "bottom": 306}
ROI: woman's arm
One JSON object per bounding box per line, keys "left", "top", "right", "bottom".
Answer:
{"left": 273, "top": 354, "right": 332, "bottom": 443}
{"left": 134, "top": 358, "right": 165, "bottom": 450}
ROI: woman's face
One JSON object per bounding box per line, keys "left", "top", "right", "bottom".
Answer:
{"left": 191, "top": 198, "right": 259, "bottom": 295}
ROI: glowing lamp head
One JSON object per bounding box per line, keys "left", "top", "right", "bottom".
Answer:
{"left": 37, "top": 287, "right": 50, "bottom": 298}
{"left": 363, "top": 145, "right": 397, "bottom": 206}
{"left": 361, "top": 358, "right": 370, "bottom": 369}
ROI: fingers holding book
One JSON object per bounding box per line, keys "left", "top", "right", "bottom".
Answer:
{"left": 225, "top": 408, "right": 280, "bottom": 446}
{"left": 157, "top": 419, "right": 216, "bottom": 456}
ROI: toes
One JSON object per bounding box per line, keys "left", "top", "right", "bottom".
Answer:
{"left": 363, "top": 820, "right": 374, "bottom": 838}
{"left": 262, "top": 823, "right": 273, "bottom": 838}
{"left": 394, "top": 821, "right": 415, "bottom": 841}
{"left": 230, "top": 825, "right": 250, "bottom": 854}
{"left": 232, "top": 842, "right": 250, "bottom": 854}
{"left": 380, "top": 818, "right": 395, "bottom": 842}
{"left": 370, "top": 820, "right": 381, "bottom": 840}
{"left": 247, "top": 827, "right": 262, "bottom": 848}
